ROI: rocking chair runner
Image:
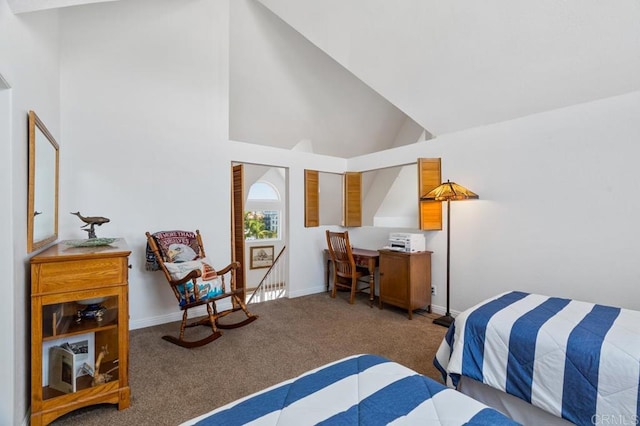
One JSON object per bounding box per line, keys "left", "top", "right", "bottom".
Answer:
{"left": 145, "top": 230, "right": 257, "bottom": 348}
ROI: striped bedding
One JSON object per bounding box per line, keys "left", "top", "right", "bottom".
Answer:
{"left": 434, "top": 291, "right": 640, "bottom": 426}
{"left": 182, "top": 354, "right": 518, "bottom": 425}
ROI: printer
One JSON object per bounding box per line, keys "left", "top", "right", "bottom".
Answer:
{"left": 387, "top": 232, "right": 426, "bottom": 253}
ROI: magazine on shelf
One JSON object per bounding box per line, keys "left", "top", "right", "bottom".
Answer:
{"left": 46, "top": 332, "right": 94, "bottom": 392}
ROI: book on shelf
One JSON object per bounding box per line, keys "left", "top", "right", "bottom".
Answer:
{"left": 47, "top": 334, "right": 94, "bottom": 393}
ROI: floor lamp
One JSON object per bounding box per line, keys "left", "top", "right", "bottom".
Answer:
{"left": 421, "top": 180, "right": 478, "bottom": 328}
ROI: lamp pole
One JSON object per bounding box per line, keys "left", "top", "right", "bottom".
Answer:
{"left": 446, "top": 198, "right": 451, "bottom": 318}
{"left": 433, "top": 199, "right": 454, "bottom": 327}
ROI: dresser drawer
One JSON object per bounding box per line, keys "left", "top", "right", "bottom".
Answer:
{"left": 33, "top": 257, "right": 127, "bottom": 295}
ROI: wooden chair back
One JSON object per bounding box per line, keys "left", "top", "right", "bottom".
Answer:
{"left": 325, "top": 230, "right": 358, "bottom": 280}
{"left": 146, "top": 230, "right": 207, "bottom": 303}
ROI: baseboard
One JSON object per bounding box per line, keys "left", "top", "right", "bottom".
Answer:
{"left": 129, "top": 300, "right": 232, "bottom": 331}
{"left": 287, "top": 285, "right": 326, "bottom": 299}
{"left": 129, "top": 290, "right": 457, "bottom": 331}
{"left": 287, "top": 288, "right": 463, "bottom": 319}
{"left": 130, "top": 311, "right": 184, "bottom": 330}
{"left": 427, "top": 303, "right": 460, "bottom": 318}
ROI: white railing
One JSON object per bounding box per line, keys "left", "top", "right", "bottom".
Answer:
{"left": 247, "top": 246, "right": 287, "bottom": 304}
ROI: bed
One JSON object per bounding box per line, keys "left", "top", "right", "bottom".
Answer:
{"left": 182, "top": 354, "right": 518, "bottom": 425}
{"left": 434, "top": 291, "right": 640, "bottom": 426}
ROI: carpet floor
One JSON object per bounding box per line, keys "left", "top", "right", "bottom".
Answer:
{"left": 51, "top": 292, "right": 448, "bottom": 425}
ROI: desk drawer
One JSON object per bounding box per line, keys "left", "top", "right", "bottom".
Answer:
{"left": 34, "top": 257, "right": 127, "bottom": 294}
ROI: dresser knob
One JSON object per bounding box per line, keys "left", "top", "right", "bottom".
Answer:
{"left": 128, "top": 264, "right": 132, "bottom": 269}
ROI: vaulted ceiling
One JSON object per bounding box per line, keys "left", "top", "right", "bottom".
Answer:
{"left": 256, "top": 0, "right": 640, "bottom": 137}
{"left": 9, "top": 0, "right": 640, "bottom": 158}
{"left": 229, "top": 0, "right": 426, "bottom": 158}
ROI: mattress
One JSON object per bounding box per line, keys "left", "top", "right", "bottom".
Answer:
{"left": 182, "top": 354, "right": 519, "bottom": 425}
{"left": 434, "top": 291, "right": 640, "bottom": 425}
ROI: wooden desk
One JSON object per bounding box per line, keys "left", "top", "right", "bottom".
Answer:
{"left": 323, "top": 248, "right": 379, "bottom": 306}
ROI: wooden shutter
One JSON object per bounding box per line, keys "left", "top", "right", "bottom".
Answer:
{"left": 343, "top": 172, "right": 362, "bottom": 227}
{"left": 418, "top": 158, "right": 442, "bottom": 230}
{"left": 231, "top": 164, "right": 246, "bottom": 295}
{"left": 304, "top": 170, "right": 319, "bottom": 227}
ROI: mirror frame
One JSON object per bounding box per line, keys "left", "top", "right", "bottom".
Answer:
{"left": 27, "top": 110, "right": 59, "bottom": 253}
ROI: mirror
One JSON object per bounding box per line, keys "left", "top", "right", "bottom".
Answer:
{"left": 27, "top": 110, "right": 59, "bottom": 252}
{"left": 361, "top": 163, "right": 418, "bottom": 228}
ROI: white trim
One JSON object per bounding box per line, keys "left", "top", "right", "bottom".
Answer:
{"left": 0, "top": 81, "right": 14, "bottom": 426}
{"left": 129, "top": 300, "right": 233, "bottom": 330}
{"left": 20, "top": 409, "right": 29, "bottom": 426}
{"left": 129, "top": 290, "right": 461, "bottom": 329}
{"left": 287, "top": 286, "right": 326, "bottom": 299}
{"left": 129, "top": 311, "right": 185, "bottom": 331}
{"left": 286, "top": 287, "right": 461, "bottom": 318}
{"left": 0, "top": 73, "right": 10, "bottom": 89}
{"left": 429, "top": 303, "right": 461, "bottom": 318}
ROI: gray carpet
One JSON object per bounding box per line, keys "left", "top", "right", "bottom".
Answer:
{"left": 51, "top": 292, "right": 448, "bottom": 425}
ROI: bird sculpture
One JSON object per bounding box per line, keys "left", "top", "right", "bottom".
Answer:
{"left": 71, "top": 211, "right": 110, "bottom": 239}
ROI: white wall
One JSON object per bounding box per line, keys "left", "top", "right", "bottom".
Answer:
{"left": 58, "top": 0, "right": 346, "bottom": 328}
{"left": 0, "top": 0, "right": 61, "bottom": 423}
{"left": 349, "top": 91, "right": 640, "bottom": 313}
{"left": 59, "top": 0, "right": 234, "bottom": 327}
{"left": 318, "top": 172, "right": 342, "bottom": 226}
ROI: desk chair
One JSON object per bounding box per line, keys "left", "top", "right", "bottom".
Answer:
{"left": 325, "top": 230, "right": 371, "bottom": 304}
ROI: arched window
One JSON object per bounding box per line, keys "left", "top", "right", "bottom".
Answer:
{"left": 247, "top": 181, "right": 279, "bottom": 201}
{"left": 245, "top": 181, "right": 281, "bottom": 241}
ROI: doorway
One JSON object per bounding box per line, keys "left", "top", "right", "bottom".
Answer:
{"left": 231, "top": 162, "right": 289, "bottom": 303}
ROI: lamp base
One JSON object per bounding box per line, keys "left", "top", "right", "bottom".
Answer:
{"left": 433, "top": 314, "right": 454, "bottom": 328}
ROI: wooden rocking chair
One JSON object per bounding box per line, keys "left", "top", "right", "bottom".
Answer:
{"left": 145, "top": 230, "right": 257, "bottom": 348}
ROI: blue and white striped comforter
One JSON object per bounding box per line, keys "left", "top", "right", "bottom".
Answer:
{"left": 434, "top": 291, "right": 640, "bottom": 426}
{"left": 183, "top": 354, "right": 518, "bottom": 425}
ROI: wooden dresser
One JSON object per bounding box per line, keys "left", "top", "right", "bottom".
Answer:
{"left": 30, "top": 239, "right": 131, "bottom": 425}
{"left": 378, "top": 249, "right": 432, "bottom": 319}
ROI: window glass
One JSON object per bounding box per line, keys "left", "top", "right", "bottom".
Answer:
{"left": 248, "top": 182, "right": 279, "bottom": 201}
{"left": 245, "top": 182, "right": 280, "bottom": 240}
{"left": 244, "top": 210, "right": 279, "bottom": 240}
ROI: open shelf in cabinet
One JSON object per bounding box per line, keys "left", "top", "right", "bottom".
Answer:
{"left": 42, "top": 359, "right": 120, "bottom": 400}
{"left": 42, "top": 307, "right": 118, "bottom": 341}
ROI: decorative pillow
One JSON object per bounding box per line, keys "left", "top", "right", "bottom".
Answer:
{"left": 164, "top": 260, "right": 204, "bottom": 281}
{"left": 156, "top": 231, "right": 200, "bottom": 262}
{"left": 146, "top": 230, "right": 201, "bottom": 271}
{"left": 164, "top": 257, "right": 223, "bottom": 306}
